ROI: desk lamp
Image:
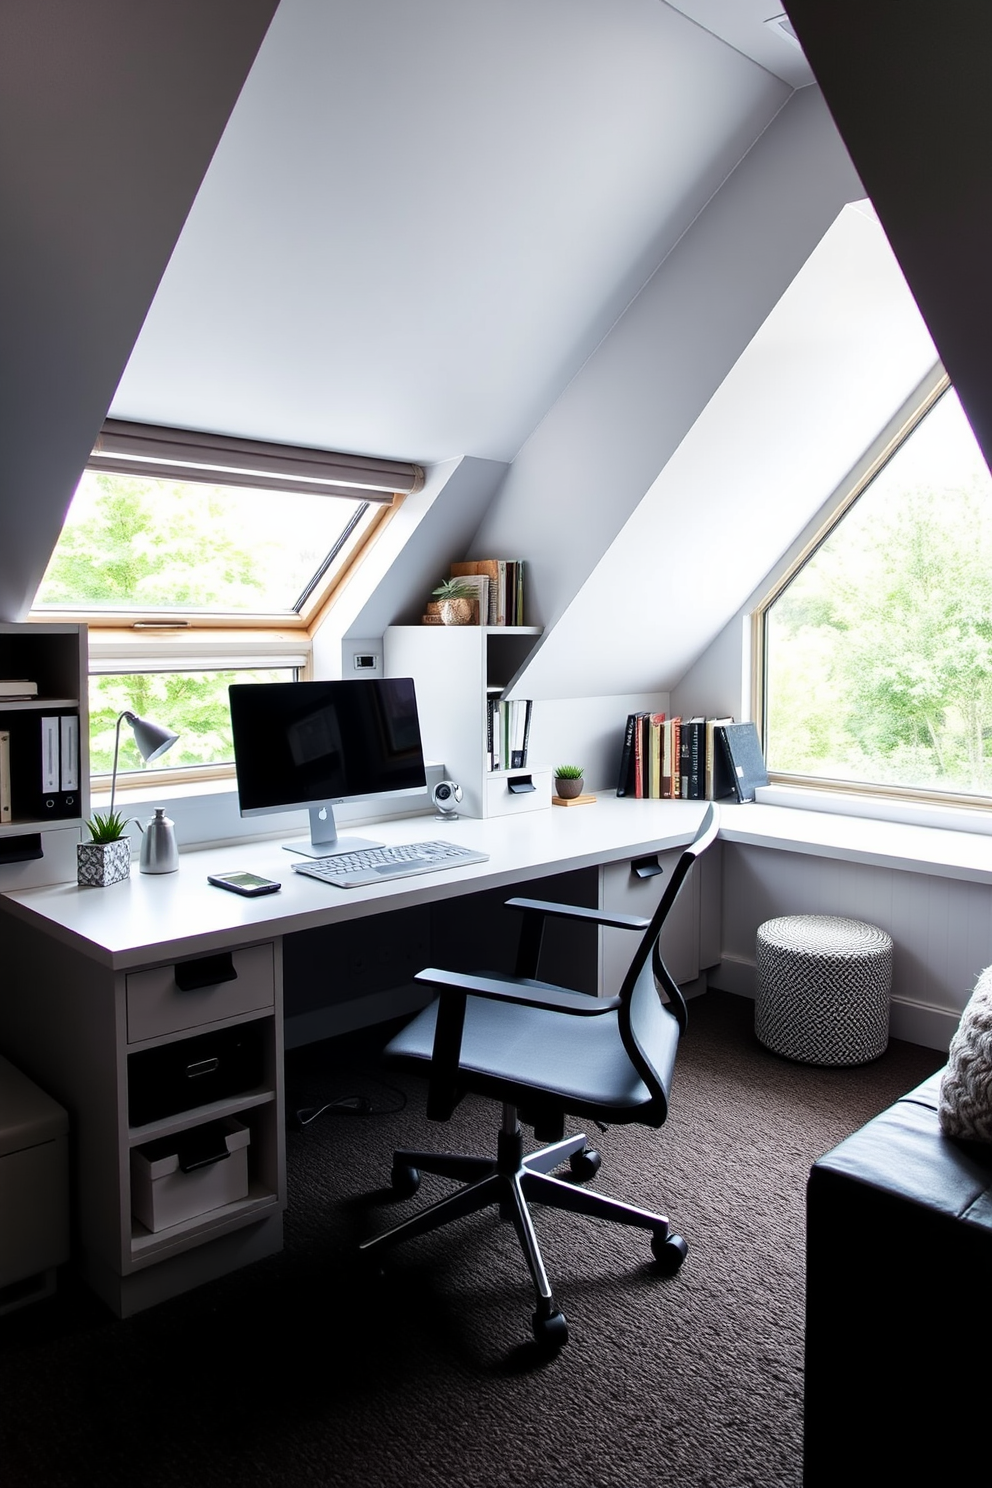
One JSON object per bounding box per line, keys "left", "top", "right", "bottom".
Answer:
{"left": 109, "top": 711, "right": 179, "bottom": 815}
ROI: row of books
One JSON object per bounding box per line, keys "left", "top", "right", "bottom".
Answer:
{"left": 487, "top": 697, "right": 532, "bottom": 771}
{"left": 421, "top": 559, "right": 525, "bottom": 627}
{"left": 615, "top": 713, "right": 769, "bottom": 803}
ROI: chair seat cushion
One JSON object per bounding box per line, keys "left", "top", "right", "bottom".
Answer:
{"left": 386, "top": 988, "right": 664, "bottom": 1118}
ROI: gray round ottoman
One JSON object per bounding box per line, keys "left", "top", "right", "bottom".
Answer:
{"left": 755, "top": 914, "right": 893, "bottom": 1065}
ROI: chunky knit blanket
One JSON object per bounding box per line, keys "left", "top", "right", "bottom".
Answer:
{"left": 939, "top": 964, "right": 992, "bottom": 1142}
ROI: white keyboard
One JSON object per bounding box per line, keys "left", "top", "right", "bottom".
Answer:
{"left": 292, "top": 839, "right": 490, "bottom": 888}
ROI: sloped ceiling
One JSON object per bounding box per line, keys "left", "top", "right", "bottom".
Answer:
{"left": 518, "top": 203, "right": 938, "bottom": 701}
{"left": 110, "top": 0, "right": 795, "bottom": 466}
{"left": 783, "top": 1, "right": 992, "bottom": 477}
{"left": 0, "top": 0, "right": 278, "bottom": 621}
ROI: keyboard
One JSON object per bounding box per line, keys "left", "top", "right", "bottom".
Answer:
{"left": 291, "top": 839, "right": 490, "bottom": 888}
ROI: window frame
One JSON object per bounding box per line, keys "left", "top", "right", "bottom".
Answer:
{"left": 749, "top": 363, "right": 992, "bottom": 812}
{"left": 29, "top": 421, "right": 421, "bottom": 795}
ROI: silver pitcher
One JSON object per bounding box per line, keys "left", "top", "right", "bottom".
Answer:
{"left": 138, "top": 808, "right": 179, "bottom": 874}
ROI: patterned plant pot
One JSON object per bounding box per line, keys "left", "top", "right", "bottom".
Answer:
{"left": 555, "top": 776, "right": 584, "bottom": 799}
{"left": 439, "top": 597, "right": 473, "bottom": 625}
{"left": 77, "top": 838, "right": 131, "bottom": 888}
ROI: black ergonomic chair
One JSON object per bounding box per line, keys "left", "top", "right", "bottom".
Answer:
{"left": 360, "top": 804, "right": 719, "bottom": 1350}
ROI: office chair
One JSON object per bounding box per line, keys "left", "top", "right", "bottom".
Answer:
{"left": 360, "top": 804, "right": 719, "bottom": 1350}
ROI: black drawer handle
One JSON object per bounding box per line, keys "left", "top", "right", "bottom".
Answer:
{"left": 185, "top": 1057, "right": 220, "bottom": 1080}
{"left": 632, "top": 855, "right": 664, "bottom": 879}
{"left": 174, "top": 952, "right": 237, "bottom": 992}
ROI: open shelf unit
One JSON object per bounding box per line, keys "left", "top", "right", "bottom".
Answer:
{"left": 384, "top": 624, "right": 550, "bottom": 817}
{"left": 0, "top": 621, "right": 89, "bottom": 888}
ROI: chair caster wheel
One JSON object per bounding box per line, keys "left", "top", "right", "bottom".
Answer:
{"left": 569, "top": 1147, "right": 602, "bottom": 1183}
{"left": 391, "top": 1162, "right": 421, "bottom": 1198}
{"left": 532, "top": 1307, "right": 569, "bottom": 1352}
{"left": 651, "top": 1231, "right": 688, "bottom": 1273}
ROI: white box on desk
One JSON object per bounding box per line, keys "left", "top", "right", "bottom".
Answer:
{"left": 131, "top": 1117, "right": 249, "bottom": 1233}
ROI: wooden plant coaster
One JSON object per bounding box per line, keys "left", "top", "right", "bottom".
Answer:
{"left": 552, "top": 793, "right": 597, "bottom": 807}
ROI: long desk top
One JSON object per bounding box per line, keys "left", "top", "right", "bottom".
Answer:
{"left": 5, "top": 792, "right": 990, "bottom": 973}
{"left": 0, "top": 796, "right": 711, "bottom": 971}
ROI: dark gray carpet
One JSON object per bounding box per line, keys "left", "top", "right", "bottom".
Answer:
{"left": 0, "top": 992, "right": 941, "bottom": 1488}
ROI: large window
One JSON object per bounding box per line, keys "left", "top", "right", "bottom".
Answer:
{"left": 31, "top": 422, "right": 423, "bottom": 790}
{"left": 760, "top": 376, "right": 992, "bottom": 804}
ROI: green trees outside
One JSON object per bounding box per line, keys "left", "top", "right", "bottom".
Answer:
{"left": 35, "top": 472, "right": 310, "bottom": 774}
{"left": 38, "top": 472, "right": 270, "bottom": 610}
{"left": 766, "top": 405, "right": 992, "bottom": 797}
{"left": 88, "top": 669, "right": 293, "bottom": 774}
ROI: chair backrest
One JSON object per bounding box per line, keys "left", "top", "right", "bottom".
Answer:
{"left": 617, "top": 804, "right": 720, "bottom": 1121}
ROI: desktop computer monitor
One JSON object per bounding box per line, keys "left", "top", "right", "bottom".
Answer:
{"left": 229, "top": 677, "right": 428, "bottom": 857}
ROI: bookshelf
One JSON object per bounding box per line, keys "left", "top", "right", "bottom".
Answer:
{"left": 0, "top": 622, "right": 89, "bottom": 888}
{"left": 383, "top": 624, "right": 551, "bottom": 818}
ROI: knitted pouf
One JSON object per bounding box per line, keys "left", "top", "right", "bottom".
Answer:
{"left": 755, "top": 914, "right": 893, "bottom": 1066}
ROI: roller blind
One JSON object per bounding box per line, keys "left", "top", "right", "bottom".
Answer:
{"left": 91, "top": 420, "right": 425, "bottom": 502}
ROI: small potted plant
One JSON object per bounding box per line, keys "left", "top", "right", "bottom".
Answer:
{"left": 554, "top": 765, "right": 585, "bottom": 800}
{"left": 77, "top": 809, "right": 133, "bottom": 887}
{"left": 432, "top": 577, "right": 476, "bottom": 626}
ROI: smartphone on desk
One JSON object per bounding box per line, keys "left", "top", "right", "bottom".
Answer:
{"left": 207, "top": 870, "right": 281, "bottom": 897}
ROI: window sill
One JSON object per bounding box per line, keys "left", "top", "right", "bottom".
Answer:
{"left": 757, "top": 783, "right": 992, "bottom": 838}
{"left": 721, "top": 795, "right": 992, "bottom": 884}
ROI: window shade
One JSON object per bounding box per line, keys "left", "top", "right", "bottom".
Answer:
{"left": 91, "top": 420, "right": 425, "bottom": 502}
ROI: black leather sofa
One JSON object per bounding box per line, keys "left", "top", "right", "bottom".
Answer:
{"left": 804, "top": 1070, "right": 992, "bottom": 1483}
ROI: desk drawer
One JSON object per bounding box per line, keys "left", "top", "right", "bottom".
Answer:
{"left": 126, "top": 944, "right": 275, "bottom": 1044}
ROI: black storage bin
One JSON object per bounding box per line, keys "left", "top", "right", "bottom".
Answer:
{"left": 128, "top": 1023, "right": 265, "bottom": 1127}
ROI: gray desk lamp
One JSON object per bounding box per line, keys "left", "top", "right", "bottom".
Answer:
{"left": 109, "top": 710, "right": 179, "bottom": 815}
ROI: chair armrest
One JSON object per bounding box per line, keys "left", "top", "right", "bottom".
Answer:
{"left": 414, "top": 966, "right": 622, "bottom": 1016}
{"left": 505, "top": 897, "right": 650, "bottom": 932}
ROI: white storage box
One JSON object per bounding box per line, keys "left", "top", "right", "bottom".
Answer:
{"left": 131, "top": 1117, "right": 249, "bottom": 1233}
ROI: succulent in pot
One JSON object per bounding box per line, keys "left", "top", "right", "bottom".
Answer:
{"left": 432, "top": 577, "right": 476, "bottom": 626}
{"left": 77, "top": 809, "right": 133, "bottom": 887}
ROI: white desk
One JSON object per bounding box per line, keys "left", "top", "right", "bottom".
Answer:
{"left": 0, "top": 795, "right": 710, "bottom": 1317}
{"left": 0, "top": 795, "right": 710, "bottom": 970}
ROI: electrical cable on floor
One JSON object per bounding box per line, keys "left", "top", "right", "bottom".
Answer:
{"left": 292, "top": 1078, "right": 408, "bottom": 1131}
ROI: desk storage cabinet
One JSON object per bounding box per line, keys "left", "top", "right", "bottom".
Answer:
{"left": 0, "top": 921, "right": 285, "bottom": 1317}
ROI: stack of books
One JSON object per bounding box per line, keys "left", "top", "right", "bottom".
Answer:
{"left": 615, "top": 714, "right": 768, "bottom": 802}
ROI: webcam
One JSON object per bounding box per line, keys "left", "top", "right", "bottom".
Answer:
{"left": 432, "top": 779, "right": 463, "bottom": 820}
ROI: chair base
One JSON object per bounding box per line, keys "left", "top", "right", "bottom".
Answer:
{"left": 360, "top": 1113, "right": 684, "bottom": 1348}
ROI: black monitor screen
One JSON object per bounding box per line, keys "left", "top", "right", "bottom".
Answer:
{"left": 229, "top": 678, "right": 427, "bottom": 818}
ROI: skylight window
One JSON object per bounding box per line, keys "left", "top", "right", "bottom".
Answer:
{"left": 33, "top": 468, "right": 373, "bottom": 618}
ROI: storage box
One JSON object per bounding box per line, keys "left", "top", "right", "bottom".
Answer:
{"left": 131, "top": 1117, "right": 249, "bottom": 1233}
{"left": 127, "top": 1022, "right": 265, "bottom": 1127}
